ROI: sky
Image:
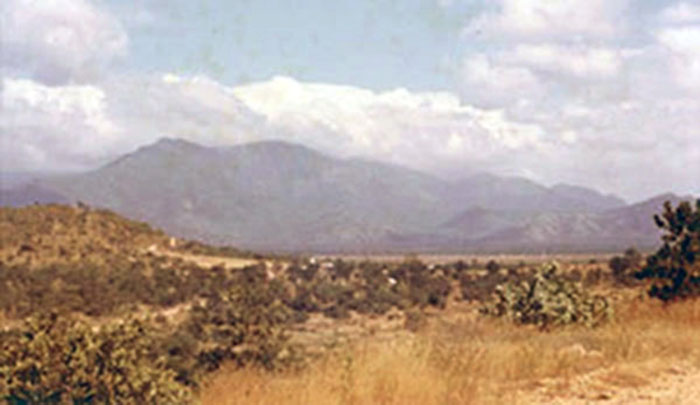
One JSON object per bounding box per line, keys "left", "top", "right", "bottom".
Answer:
{"left": 1, "top": 0, "right": 699, "bottom": 202}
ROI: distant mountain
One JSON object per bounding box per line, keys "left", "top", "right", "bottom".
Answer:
{"left": 1, "top": 137, "right": 689, "bottom": 253}
{"left": 0, "top": 183, "right": 70, "bottom": 206}
{"left": 454, "top": 193, "right": 694, "bottom": 253}
{"left": 36, "top": 138, "right": 451, "bottom": 251}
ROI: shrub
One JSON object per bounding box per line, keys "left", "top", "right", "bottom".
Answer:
{"left": 636, "top": 199, "right": 700, "bottom": 301}
{"left": 480, "top": 263, "right": 612, "bottom": 329}
{"left": 184, "top": 265, "right": 296, "bottom": 372}
{"left": 609, "top": 247, "right": 643, "bottom": 286}
{"left": 485, "top": 260, "right": 500, "bottom": 272}
{"left": 0, "top": 313, "right": 191, "bottom": 404}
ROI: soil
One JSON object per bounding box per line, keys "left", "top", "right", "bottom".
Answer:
{"left": 521, "top": 361, "right": 700, "bottom": 404}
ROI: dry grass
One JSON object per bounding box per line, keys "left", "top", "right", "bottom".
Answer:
{"left": 200, "top": 297, "right": 700, "bottom": 405}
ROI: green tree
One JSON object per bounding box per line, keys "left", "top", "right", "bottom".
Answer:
{"left": 636, "top": 200, "right": 700, "bottom": 301}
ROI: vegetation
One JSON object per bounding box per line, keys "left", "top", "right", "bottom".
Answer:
{"left": 5, "top": 202, "right": 697, "bottom": 403}
{"left": 636, "top": 199, "right": 700, "bottom": 301}
{"left": 202, "top": 298, "right": 700, "bottom": 405}
{"left": 0, "top": 313, "right": 191, "bottom": 404}
{"left": 480, "top": 263, "right": 612, "bottom": 328}
{"left": 183, "top": 267, "right": 296, "bottom": 373}
{"left": 608, "top": 247, "right": 643, "bottom": 286}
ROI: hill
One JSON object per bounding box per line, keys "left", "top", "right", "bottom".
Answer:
{"left": 0, "top": 204, "right": 255, "bottom": 269}
{"left": 0, "top": 204, "right": 170, "bottom": 268}
{"left": 1, "top": 138, "right": 687, "bottom": 253}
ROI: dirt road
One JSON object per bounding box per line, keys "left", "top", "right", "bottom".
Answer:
{"left": 522, "top": 361, "right": 700, "bottom": 404}
{"left": 150, "top": 248, "right": 260, "bottom": 269}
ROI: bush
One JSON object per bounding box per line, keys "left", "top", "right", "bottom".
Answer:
{"left": 184, "top": 265, "right": 296, "bottom": 372}
{"left": 0, "top": 313, "right": 191, "bottom": 404}
{"left": 480, "top": 263, "right": 612, "bottom": 329}
{"left": 485, "top": 260, "right": 500, "bottom": 272}
{"left": 636, "top": 199, "right": 700, "bottom": 301}
{"left": 609, "top": 247, "right": 643, "bottom": 286}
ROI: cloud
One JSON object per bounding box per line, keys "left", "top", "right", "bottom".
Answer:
{"left": 1, "top": 0, "right": 128, "bottom": 84}
{"left": 507, "top": 44, "right": 623, "bottom": 79}
{"left": 231, "top": 75, "right": 547, "bottom": 171}
{"left": 459, "top": 53, "right": 543, "bottom": 106}
{"left": 660, "top": 2, "right": 700, "bottom": 24}
{"left": 465, "top": 0, "right": 629, "bottom": 40}
{"left": 656, "top": 26, "right": 700, "bottom": 90}
{"left": 1, "top": 78, "right": 119, "bottom": 170}
{"left": 1, "top": 71, "right": 698, "bottom": 200}
{"left": 0, "top": 74, "right": 262, "bottom": 171}
{"left": 0, "top": 74, "right": 549, "bottom": 178}
{"left": 450, "top": 0, "right": 700, "bottom": 199}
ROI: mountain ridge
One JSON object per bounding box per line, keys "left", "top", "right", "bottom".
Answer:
{"left": 0, "top": 138, "right": 692, "bottom": 253}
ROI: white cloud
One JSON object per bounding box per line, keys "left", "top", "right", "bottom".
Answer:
{"left": 0, "top": 0, "right": 128, "bottom": 84}
{"left": 1, "top": 74, "right": 549, "bottom": 179}
{"left": 656, "top": 26, "right": 700, "bottom": 90}
{"left": 232, "top": 75, "right": 548, "bottom": 169}
{"left": 508, "top": 44, "right": 622, "bottom": 78}
{"left": 0, "top": 74, "right": 263, "bottom": 171}
{"left": 661, "top": 2, "right": 700, "bottom": 24}
{"left": 445, "top": 0, "right": 700, "bottom": 199}
{"left": 459, "top": 54, "right": 543, "bottom": 106}
{"left": 466, "top": 0, "right": 628, "bottom": 40}
{"left": 1, "top": 78, "right": 120, "bottom": 170}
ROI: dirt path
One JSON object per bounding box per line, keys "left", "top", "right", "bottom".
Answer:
{"left": 150, "top": 248, "right": 260, "bottom": 269}
{"left": 521, "top": 361, "right": 700, "bottom": 404}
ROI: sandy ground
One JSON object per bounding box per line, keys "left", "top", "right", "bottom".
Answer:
{"left": 151, "top": 248, "right": 260, "bottom": 269}
{"left": 520, "top": 361, "right": 700, "bottom": 404}
{"left": 325, "top": 253, "right": 617, "bottom": 266}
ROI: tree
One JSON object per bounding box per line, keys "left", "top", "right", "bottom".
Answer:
{"left": 635, "top": 200, "right": 700, "bottom": 301}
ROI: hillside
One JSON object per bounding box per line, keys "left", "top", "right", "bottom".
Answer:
{"left": 0, "top": 204, "right": 170, "bottom": 268}
{"left": 0, "top": 204, "right": 254, "bottom": 269}
{"left": 0, "top": 138, "right": 687, "bottom": 253}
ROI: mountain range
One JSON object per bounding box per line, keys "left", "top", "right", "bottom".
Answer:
{"left": 0, "top": 138, "right": 692, "bottom": 253}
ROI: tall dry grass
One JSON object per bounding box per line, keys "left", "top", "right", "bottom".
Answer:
{"left": 201, "top": 298, "right": 700, "bottom": 405}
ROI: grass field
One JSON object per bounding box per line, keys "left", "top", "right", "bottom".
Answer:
{"left": 201, "top": 293, "right": 700, "bottom": 404}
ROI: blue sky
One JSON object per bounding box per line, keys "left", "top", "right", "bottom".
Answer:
{"left": 110, "top": 0, "right": 476, "bottom": 91}
{"left": 2, "top": 0, "right": 699, "bottom": 201}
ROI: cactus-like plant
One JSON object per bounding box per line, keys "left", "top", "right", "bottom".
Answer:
{"left": 480, "top": 263, "right": 612, "bottom": 329}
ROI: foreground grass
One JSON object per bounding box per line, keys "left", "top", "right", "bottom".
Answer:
{"left": 201, "top": 297, "right": 700, "bottom": 404}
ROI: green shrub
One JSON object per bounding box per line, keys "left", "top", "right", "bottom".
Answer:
{"left": 0, "top": 313, "right": 191, "bottom": 404}
{"left": 480, "top": 263, "right": 612, "bottom": 329}
{"left": 184, "top": 265, "right": 296, "bottom": 372}
{"left": 636, "top": 199, "right": 700, "bottom": 301}
{"left": 609, "top": 247, "right": 643, "bottom": 286}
